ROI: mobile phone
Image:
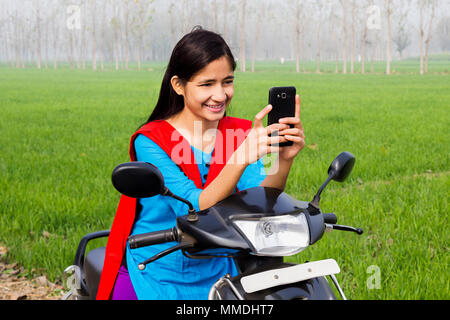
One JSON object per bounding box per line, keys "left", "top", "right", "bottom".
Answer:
{"left": 267, "top": 86, "right": 296, "bottom": 147}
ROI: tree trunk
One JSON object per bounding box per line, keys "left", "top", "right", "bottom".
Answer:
{"left": 239, "top": 0, "right": 246, "bottom": 72}
{"left": 4, "top": 8, "right": 13, "bottom": 68}
{"left": 44, "top": 17, "right": 48, "bottom": 69}
{"left": 100, "top": 1, "right": 107, "bottom": 71}
{"left": 330, "top": 15, "right": 340, "bottom": 74}
{"left": 251, "top": 4, "right": 264, "bottom": 72}
{"left": 340, "top": 0, "right": 348, "bottom": 74}
{"left": 350, "top": 0, "right": 355, "bottom": 74}
{"left": 316, "top": 22, "right": 322, "bottom": 74}
{"left": 223, "top": 0, "right": 228, "bottom": 41}
{"left": 53, "top": 18, "right": 58, "bottom": 69}
{"left": 82, "top": 24, "right": 86, "bottom": 69}
{"left": 124, "top": 1, "right": 130, "bottom": 70}
{"left": 68, "top": 32, "right": 74, "bottom": 69}
{"left": 385, "top": 0, "right": 392, "bottom": 75}
{"left": 361, "top": 23, "right": 367, "bottom": 74}
{"left": 295, "top": 1, "right": 302, "bottom": 73}
{"left": 169, "top": 2, "right": 175, "bottom": 49}
{"left": 36, "top": 7, "right": 41, "bottom": 69}
{"left": 213, "top": 0, "right": 218, "bottom": 32}
{"left": 92, "top": 1, "right": 97, "bottom": 71}
{"left": 114, "top": 26, "right": 120, "bottom": 71}
{"left": 14, "top": 10, "right": 20, "bottom": 68}
{"left": 424, "top": 0, "right": 436, "bottom": 73}
{"left": 419, "top": 0, "right": 424, "bottom": 75}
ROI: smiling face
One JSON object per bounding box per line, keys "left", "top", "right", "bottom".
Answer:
{"left": 170, "top": 56, "right": 235, "bottom": 126}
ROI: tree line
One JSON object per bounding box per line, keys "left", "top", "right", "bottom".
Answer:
{"left": 0, "top": 0, "right": 448, "bottom": 74}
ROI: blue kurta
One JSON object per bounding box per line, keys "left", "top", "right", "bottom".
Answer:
{"left": 126, "top": 134, "right": 267, "bottom": 300}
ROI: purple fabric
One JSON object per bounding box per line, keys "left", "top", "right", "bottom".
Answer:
{"left": 111, "top": 265, "right": 138, "bottom": 300}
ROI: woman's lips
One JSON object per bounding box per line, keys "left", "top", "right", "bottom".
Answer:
{"left": 204, "top": 103, "right": 225, "bottom": 113}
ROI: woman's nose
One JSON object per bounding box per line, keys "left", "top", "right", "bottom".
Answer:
{"left": 211, "top": 84, "right": 227, "bottom": 102}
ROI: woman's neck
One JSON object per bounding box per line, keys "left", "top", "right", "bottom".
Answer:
{"left": 166, "top": 113, "right": 219, "bottom": 153}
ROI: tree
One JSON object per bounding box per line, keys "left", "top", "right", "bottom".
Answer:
{"left": 168, "top": 1, "right": 176, "bottom": 49}
{"left": 35, "top": 5, "right": 42, "bottom": 69}
{"left": 51, "top": 6, "right": 59, "bottom": 69}
{"left": 91, "top": 0, "right": 97, "bottom": 71}
{"left": 339, "top": 0, "right": 348, "bottom": 74}
{"left": 435, "top": 16, "right": 450, "bottom": 52}
{"left": 314, "top": 0, "right": 326, "bottom": 73}
{"left": 391, "top": 0, "right": 411, "bottom": 60}
{"left": 424, "top": 0, "right": 436, "bottom": 73}
{"left": 419, "top": 0, "right": 437, "bottom": 74}
{"left": 385, "top": 0, "right": 392, "bottom": 75}
{"left": 250, "top": 2, "right": 264, "bottom": 72}
{"left": 239, "top": 0, "right": 246, "bottom": 72}
{"left": 131, "top": 0, "right": 154, "bottom": 71}
{"left": 350, "top": 0, "right": 356, "bottom": 73}
{"left": 294, "top": 0, "right": 305, "bottom": 73}
{"left": 123, "top": 0, "right": 130, "bottom": 70}
{"left": 212, "top": 0, "right": 218, "bottom": 32}
{"left": 111, "top": 1, "right": 122, "bottom": 71}
{"left": 392, "top": 25, "right": 411, "bottom": 59}
{"left": 361, "top": 0, "right": 370, "bottom": 74}
{"left": 329, "top": 5, "right": 341, "bottom": 73}
{"left": 223, "top": 0, "right": 229, "bottom": 41}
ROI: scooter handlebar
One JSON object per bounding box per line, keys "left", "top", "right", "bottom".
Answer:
{"left": 128, "top": 227, "right": 178, "bottom": 249}
{"left": 323, "top": 213, "right": 338, "bottom": 224}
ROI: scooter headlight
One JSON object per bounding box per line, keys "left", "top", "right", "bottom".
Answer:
{"left": 232, "top": 213, "right": 310, "bottom": 256}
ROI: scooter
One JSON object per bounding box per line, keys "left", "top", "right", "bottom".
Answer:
{"left": 63, "top": 151, "right": 363, "bottom": 300}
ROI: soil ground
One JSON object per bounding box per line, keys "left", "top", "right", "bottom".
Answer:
{"left": 0, "top": 245, "right": 65, "bottom": 300}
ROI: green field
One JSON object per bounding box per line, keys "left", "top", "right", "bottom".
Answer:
{"left": 0, "top": 58, "right": 449, "bottom": 299}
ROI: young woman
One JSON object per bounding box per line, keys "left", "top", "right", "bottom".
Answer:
{"left": 97, "top": 27, "right": 305, "bottom": 300}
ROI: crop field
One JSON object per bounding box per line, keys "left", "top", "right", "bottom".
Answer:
{"left": 0, "top": 58, "right": 448, "bottom": 299}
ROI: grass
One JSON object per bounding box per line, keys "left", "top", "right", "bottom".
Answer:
{"left": 0, "top": 58, "right": 448, "bottom": 299}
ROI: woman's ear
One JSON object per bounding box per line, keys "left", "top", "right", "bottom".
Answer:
{"left": 170, "top": 76, "right": 185, "bottom": 96}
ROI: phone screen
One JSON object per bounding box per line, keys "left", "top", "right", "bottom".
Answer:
{"left": 267, "top": 86, "right": 296, "bottom": 147}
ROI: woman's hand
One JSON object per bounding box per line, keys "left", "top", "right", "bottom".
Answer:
{"left": 234, "top": 105, "right": 290, "bottom": 166}
{"left": 277, "top": 94, "right": 305, "bottom": 162}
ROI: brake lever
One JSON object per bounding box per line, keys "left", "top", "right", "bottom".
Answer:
{"left": 325, "top": 223, "right": 363, "bottom": 235}
{"left": 138, "top": 242, "right": 194, "bottom": 270}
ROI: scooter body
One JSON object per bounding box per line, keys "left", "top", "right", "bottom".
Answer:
{"left": 64, "top": 152, "right": 360, "bottom": 300}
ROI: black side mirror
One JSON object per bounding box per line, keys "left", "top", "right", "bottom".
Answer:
{"left": 310, "top": 151, "right": 356, "bottom": 210}
{"left": 328, "top": 151, "right": 356, "bottom": 182}
{"left": 112, "top": 162, "right": 165, "bottom": 198}
{"left": 111, "top": 162, "right": 199, "bottom": 222}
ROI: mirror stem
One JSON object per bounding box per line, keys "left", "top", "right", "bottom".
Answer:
{"left": 162, "top": 187, "right": 199, "bottom": 222}
{"left": 311, "top": 174, "right": 333, "bottom": 208}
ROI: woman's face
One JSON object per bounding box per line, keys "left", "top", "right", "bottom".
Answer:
{"left": 174, "top": 56, "right": 234, "bottom": 124}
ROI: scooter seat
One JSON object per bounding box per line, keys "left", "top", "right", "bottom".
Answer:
{"left": 84, "top": 246, "right": 106, "bottom": 300}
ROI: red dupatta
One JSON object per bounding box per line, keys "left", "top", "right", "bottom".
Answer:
{"left": 96, "top": 116, "right": 252, "bottom": 299}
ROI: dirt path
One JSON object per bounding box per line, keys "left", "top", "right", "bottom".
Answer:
{"left": 0, "top": 245, "right": 66, "bottom": 300}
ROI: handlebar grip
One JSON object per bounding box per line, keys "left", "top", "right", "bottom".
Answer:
{"left": 323, "top": 213, "right": 337, "bottom": 224}
{"left": 128, "top": 228, "right": 178, "bottom": 249}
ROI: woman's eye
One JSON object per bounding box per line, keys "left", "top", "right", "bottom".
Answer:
{"left": 200, "top": 83, "right": 212, "bottom": 87}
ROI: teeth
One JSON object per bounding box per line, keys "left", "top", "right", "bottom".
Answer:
{"left": 205, "top": 104, "right": 223, "bottom": 109}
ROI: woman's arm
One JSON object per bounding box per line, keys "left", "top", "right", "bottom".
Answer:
{"left": 259, "top": 156, "right": 294, "bottom": 191}
{"left": 198, "top": 158, "right": 247, "bottom": 210}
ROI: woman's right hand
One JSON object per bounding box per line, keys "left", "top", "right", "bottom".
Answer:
{"left": 234, "top": 105, "right": 289, "bottom": 166}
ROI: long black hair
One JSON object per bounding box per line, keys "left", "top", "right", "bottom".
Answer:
{"left": 143, "top": 27, "right": 236, "bottom": 126}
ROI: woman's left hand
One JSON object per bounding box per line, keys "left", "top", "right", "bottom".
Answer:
{"left": 277, "top": 94, "right": 305, "bottom": 161}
